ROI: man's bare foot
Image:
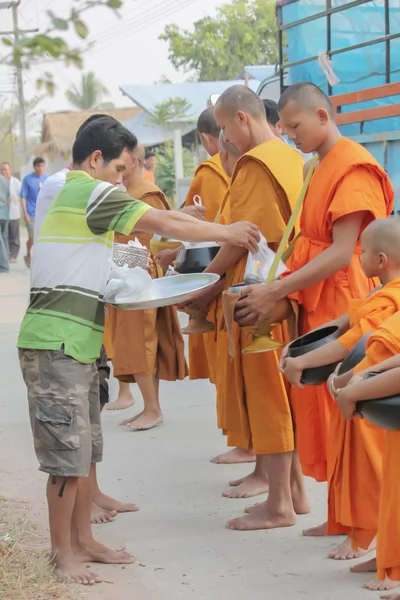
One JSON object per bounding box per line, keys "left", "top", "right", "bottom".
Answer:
{"left": 120, "top": 411, "right": 143, "bottom": 426}
{"left": 350, "top": 557, "right": 377, "bottom": 573}
{"left": 91, "top": 503, "right": 117, "bottom": 524}
{"left": 227, "top": 500, "right": 296, "bottom": 531}
{"left": 93, "top": 491, "right": 139, "bottom": 514}
{"left": 302, "top": 521, "right": 327, "bottom": 536}
{"left": 329, "top": 536, "right": 375, "bottom": 560}
{"left": 364, "top": 576, "right": 400, "bottom": 592}
{"left": 74, "top": 539, "right": 135, "bottom": 565}
{"left": 211, "top": 448, "right": 256, "bottom": 464}
{"left": 223, "top": 473, "right": 269, "bottom": 498}
{"left": 53, "top": 556, "right": 102, "bottom": 585}
{"left": 106, "top": 390, "right": 135, "bottom": 411}
{"left": 126, "top": 411, "right": 163, "bottom": 431}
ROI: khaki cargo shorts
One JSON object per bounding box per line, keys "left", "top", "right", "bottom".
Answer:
{"left": 18, "top": 348, "right": 103, "bottom": 477}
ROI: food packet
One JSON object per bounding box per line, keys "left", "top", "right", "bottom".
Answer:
{"left": 244, "top": 233, "right": 288, "bottom": 284}
{"left": 104, "top": 260, "right": 161, "bottom": 303}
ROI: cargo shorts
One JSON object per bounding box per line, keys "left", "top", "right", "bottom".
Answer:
{"left": 18, "top": 348, "right": 103, "bottom": 478}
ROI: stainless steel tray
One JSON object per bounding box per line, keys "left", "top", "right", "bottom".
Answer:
{"left": 106, "top": 273, "right": 220, "bottom": 310}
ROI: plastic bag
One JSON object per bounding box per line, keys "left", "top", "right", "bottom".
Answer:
{"left": 244, "top": 233, "right": 288, "bottom": 284}
{"left": 104, "top": 260, "right": 161, "bottom": 303}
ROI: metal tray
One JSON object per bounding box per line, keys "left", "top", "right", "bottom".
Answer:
{"left": 106, "top": 273, "right": 220, "bottom": 310}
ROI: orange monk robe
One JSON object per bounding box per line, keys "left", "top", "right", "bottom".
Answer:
{"left": 143, "top": 168, "right": 155, "bottom": 183}
{"left": 325, "top": 279, "right": 400, "bottom": 548}
{"left": 103, "top": 311, "right": 114, "bottom": 360}
{"left": 222, "top": 140, "right": 304, "bottom": 454}
{"left": 357, "top": 312, "right": 400, "bottom": 581}
{"left": 284, "top": 137, "right": 394, "bottom": 482}
{"left": 107, "top": 179, "right": 187, "bottom": 383}
{"left": 184, "top": 154, "right": 230, "bottom": 382}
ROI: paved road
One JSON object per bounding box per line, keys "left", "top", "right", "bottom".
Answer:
{"left": 0, "top": 258, "right": 378, "bottom": 600}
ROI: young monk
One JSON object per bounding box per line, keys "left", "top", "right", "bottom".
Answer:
{"left": 235, "top": 82, "right": 394, "bottom": 533}
{"left": 188, "top": 84, "right": 309, "bottom": 530}
{"left": 282, "top": 217, "right": 400, "bottom": 559}
{"left": 108, "top": 144, "right": 188, "bottom": 431}
{"left": 335, "top": 328, "right": 400, "bottom": 591}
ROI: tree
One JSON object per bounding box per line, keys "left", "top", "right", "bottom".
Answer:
{"left": 155, "top": 145, "right": 196, "bottom": 202}
{"left": 1, "top": 0, "right": 123, "bottom": 93}
{"left": 148, "top": 97, "right": 196, "bottom": 137}
{"left": 159, "top": 0, "right": 278, "bottom": 81}
{"left": 66, "top": 71, "right": 109, "bottom": 110}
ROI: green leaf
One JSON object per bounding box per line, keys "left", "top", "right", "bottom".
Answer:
{"left": 47, "top": 11, "right": 69, "bottom": 31}
{"left": 106, "top": 0, "right": 123, "bottom": 8}
{"left": 1, "top": 37, "right": 13, "bottom": 46}
{"left": 74, "top": 20, "right": 89, "bottom": 39}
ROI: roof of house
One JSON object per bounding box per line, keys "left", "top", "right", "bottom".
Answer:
{"left": 33, "top": 107, "right": 141, "bottom": 158}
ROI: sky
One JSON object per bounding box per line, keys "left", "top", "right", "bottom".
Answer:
{"left": 0, "top": 0, "right": 228, "bottom": 133}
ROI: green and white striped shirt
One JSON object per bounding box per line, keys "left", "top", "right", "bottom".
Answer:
{"left": 17, "top": 170, "right": 151, "bottom": 364}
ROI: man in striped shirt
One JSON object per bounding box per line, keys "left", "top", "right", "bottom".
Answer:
{"left": 17, "top": 117, "right": 259, "bottom": 585}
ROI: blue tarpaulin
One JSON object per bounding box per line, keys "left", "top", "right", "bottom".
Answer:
{"left": 278, "top": 0, "right": 400, "bottom": 135}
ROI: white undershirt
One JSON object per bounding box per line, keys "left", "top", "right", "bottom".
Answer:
{"left": 34, "top": 168, "right": 69, "bottom": 242}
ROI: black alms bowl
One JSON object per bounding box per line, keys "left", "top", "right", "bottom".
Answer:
{"left": 337, "top": 333, "right": 400, "bottom": 430}
{"left": 175, "top": 247, "right": 220, "bottom": 274}
{"left": 288, "top": 325, "right": 341, "bottom": 385}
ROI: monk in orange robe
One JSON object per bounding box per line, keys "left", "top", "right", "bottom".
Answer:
{"left": 186, "top": 84, "right": 309, "bottom": 530}
{"left": 335, "top": 311, "right": 400, "bottom": 592}
{"left": 107, "top": 144, "right": 188, "bottom": 431}
{"left": 103, "top": 317, "right": 136, "bottom": 411}
{"left": 282, "top": 217, "right": 400, "bottom": 559}
{"left": 235, "top": 82, "right": 393, "bottom": 534}
{"left": 143, "top": 150, "right": 156, "bottom": 183}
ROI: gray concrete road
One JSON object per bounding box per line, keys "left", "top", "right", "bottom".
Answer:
{"left": 0, "top": 258, "right": 379, "bottom": 600}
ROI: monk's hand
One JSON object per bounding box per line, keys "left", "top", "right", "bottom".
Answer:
{"left": 282, "top": 357, "right": 304, "bottom": 388}
{"left": 336, "top": 387, "right": 358, "bottom": 420}
{"left": 180, "top": 205, "right": 206, "bottom": 220}
{"left": 348, "top": 372, "right": 368, "bottom": 387}
{"left": 180, "top": 287, "right": 216, "bottom": 312}
{"left": 235, "top": 282, "right": 280, "bottom": 327}
{"left": 154, "top": 248, "right": 179, "bottom": 273}
{"left": 279, "top": 344, "right": 290, "bottom": 372}
{"left": 146, "top": 257, "right": 154, "bottom": 275}
{"left": 224, "top": 222, "right": 260, "bottom": 253}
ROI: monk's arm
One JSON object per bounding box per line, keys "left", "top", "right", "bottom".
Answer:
{"left": 337, "top": 366, "right": 400, "bottom": 420}
{"left": 353, "top": 353, "right": 400, "bottom": 379}
{"left": 204, "top": 244, "right": 246, "bottom": 276}
{"left": 135, "top": 209, "right": 259, "bottom": 252}
{"left": 283, "top": 340, "right": 348, "bottom": 387}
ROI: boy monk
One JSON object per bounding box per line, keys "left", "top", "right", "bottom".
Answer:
{"left": 235, "top": 82, "right": 394, "bottom": 532}
{"left": 282, "top": 217, "right": 400, "bottom": 559}
{"left": 108, "top": 144, "right": 187, "bottom": 431}
{"left": 335, "top": 322, "right": 400, "bottom": 592}
{"left": 193, "top": 84, "right": 309, "bottom": 530}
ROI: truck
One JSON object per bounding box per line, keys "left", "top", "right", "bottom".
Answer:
{"left": 258, "top": 0, "right": 400, "bottom": 211}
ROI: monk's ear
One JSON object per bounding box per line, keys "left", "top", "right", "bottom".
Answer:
{"left": 378, "top": 252, "right": 389, "bottom": 268}
{"left": 237, "top": 110, "right": 249, "bottom": 125}
{"left": 316, "top": 108, "right": 330, "bottom": 125}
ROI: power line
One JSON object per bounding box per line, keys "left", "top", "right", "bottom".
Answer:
{"left": 92, "top": 0, "right": 199, "bottom": 54}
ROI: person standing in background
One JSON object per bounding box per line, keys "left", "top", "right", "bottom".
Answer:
{"left": 143, "top": 150, "right": 156, "bottom": 183}
{"left": 20, "top": 156, "right": 47, "bottom": 268}
{"left": 0, "top": 173, "right": 10, "bottom": 273}
{"left": 0, "top": 162, "right": 21, "bottom": 263}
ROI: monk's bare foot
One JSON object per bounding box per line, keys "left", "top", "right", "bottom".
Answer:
{"left": 53, "top": 555, "right": 101, "bottom": 585}
{"left": 245, "top": 497, "right": 310, "bottom": 516}
{"left": 106, "top": 390, "right": 135, "bottom": 411}
{"left": 119, "top": 410, "right": 143, "bottom": 426}
{"left": 291, "top": 486, "right": 311, "bottom": 515}
{"left": 381, "top": 595, "right": 400, "bottom": 599}
{"left": 364, "top": 576, "right": 400, "bottom": 592}
{"left": 74, "top": 540, "right": 135, "bottom": 565}
{"left": 211, "top": 448, "right": 256, "bottom": 464}
{"left": 126, "top": 410, "right": 163, "bottom": 431}
{"left": 91, "top": 503, "right": 117, "bottom": 524}
{"left": 223, "top": 473, "right": 269, "bottom": 499}
{"left": 93, "top": 491, "right": 139, "bottom": 514}
{"left": 350, "top": 557, "right": 377, "bottom": 573}
{"left": 227, "top": 500, "right": 296, "bottom": 531}
{"left": 329, "top": 536, "right": 375, "bottom": 560}
{"left": 302, "top": 521, "right": 327, "bottom": 536}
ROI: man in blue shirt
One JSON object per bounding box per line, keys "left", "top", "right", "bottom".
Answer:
{"left": 0, "top": 173, "right": 10, "bottom": 273}
{"left": 20, "top": 156, "right": 47, "bottom": 267}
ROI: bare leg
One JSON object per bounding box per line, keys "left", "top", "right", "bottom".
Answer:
{"left": 222, "top": 455, "right": 269, "bottom": 499}
{"left": 245, "top": 451, "right": 310, "bottom": 515}
{"left": 227, "top": 453, "right": 297, "bottom": 531}
{"left": 47, "top": 475, "right": 101, "bottom": 584}
{"left": 107, "top": 381, "right": 135, "bottom": 411}
{"left": 211, "top": 448, "right": 256, "bottom": 464}
{"left": 329, "top": 536, "right": 376, "bottom": 560}
{"left": 351, "top": 557, "right": 377, "bottom": 573}
{"left": 90, "top": 463, "right": 139, "bottom": 516}
{"left": 71, "top": 476, "right": 135, "bottom": 564}
{"left": 24, "top": 235, "right": 33, "bottom": 268}
{"left": 120, "top": 373, "right": 163, "bottom": 430}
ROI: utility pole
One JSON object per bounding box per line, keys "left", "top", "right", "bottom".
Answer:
{"left": 0, "top": 1, "right": 38, "bottom": 164}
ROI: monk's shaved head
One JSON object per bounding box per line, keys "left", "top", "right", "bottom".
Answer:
{"left": 134, "top": 142, "right": 146, "bottom": 164}
{"left": 364, "top": 218, "right": 400, "bottom": 262}
{"left": 278, "top": 82, "right": 335, "bottom": 118}
{"left": 197, "top": 108, "right": 220, "bottom": 139}
{"left": 216, "top": 85, "right": 266, "bottom": 120}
